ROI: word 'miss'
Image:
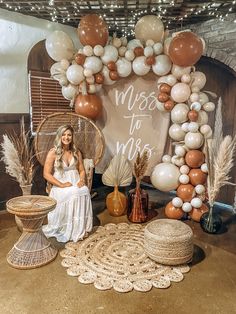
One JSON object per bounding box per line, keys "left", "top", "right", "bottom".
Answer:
{"left": 115, "top": 85, "right": 157, "bottom": 160}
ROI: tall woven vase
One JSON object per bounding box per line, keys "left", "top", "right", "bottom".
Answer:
{"left": 106, "top": 185, "right": 127, "bottom": 217}
{"left": 127, "top": 183, "right": 148, "bottom": 223}
{"left": 15, "top": 184, "right": 32, "bottom": 232}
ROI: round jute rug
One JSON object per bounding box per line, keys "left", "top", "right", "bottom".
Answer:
{"left": 60, "top": 223, "right": 190, "bottom": 293}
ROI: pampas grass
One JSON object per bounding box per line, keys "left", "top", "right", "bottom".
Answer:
{"left": 1, "top": 117, "right": 35, "bottom": 186}
{"left": 133, "top": 150, "right": 149, "bottom": 186}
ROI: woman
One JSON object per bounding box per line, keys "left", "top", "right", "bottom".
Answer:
{"left": 42, "top": 125, "right": 93, "bottom": 243}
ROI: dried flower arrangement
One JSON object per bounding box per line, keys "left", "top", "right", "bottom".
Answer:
{"left": 133, "top": 150, "right": 149, "bottom": 187}
{"left": 1, "top": 117, "right": 35, "bottom": 187}
{"left": 202, "top": 98, "right": 236, "bottom": 232}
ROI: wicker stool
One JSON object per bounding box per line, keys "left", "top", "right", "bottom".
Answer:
{"left": 144, "top": 219, "right": 193, "bottom": 265}
{"left": 6, "top": 195, "right": 58, "bottom": 269}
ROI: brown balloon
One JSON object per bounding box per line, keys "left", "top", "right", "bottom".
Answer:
{"left": 189, "top": 204, "right": 208, "bottom": 222}
{"left": 177, "top": 184, "right": 196, "bottom": 202}
{"left": 188, "top": 110, "right": 198, "bottom": 122}
{"left": 157, "top": 92, "right": 169, "bottom": 103}
{"left": 95, "top": 73, "right": 104, "bottom": 84}
{"left": 146, "top": 55, "right": 156, "bottom": 66}
{"left": 134, "top": 46, "right": 144, "bottom": 57}
{"left": 159, "top": 83, "right": 171, "bottom": 94}
{"left": 107, "top": 61, "right": 117, "bottom": 71}
{"left": 164, "top": 99, "right": 175, "bottom": 111}
{"left": 169, "top": 31, "right": 203, "bottom": 66}
{"left": 164, "top": 201, "right": 184, "bottom": 219}
{"left": 75, "top": 53, "right": 86, "bottom": 65}
{"left": 189, "top": 169, "right": 207, "bottom": 186}
{"left": 109, "top": 70, "right": 119, "bottom": 81}
{"left": 185, "top": 150, "right": 205, "bottom": 168}
{"left": 78, "top": 14, "right": 109, "bottom": 47}
{"left": 74, "top": 94, "right": 103, "bottom": 120}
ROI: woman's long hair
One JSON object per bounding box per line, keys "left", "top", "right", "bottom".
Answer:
{"left": 54, "top": 125, "right": 78, "bottom": 172}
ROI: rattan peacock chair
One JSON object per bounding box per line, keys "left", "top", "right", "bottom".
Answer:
{"left": 34, "top": 112, "right": 105, "bottom": 192}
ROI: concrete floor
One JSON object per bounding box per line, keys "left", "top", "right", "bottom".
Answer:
{"left": 0, "top": 187, "right": 236, "bottom": 314}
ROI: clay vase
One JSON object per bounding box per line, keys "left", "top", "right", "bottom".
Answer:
{"left": 16, "top": 184, "right": 32, "bottom": 232}
{"left": 106, "top": 185, "right": 127, "bottom": 217}
{"left": 127, "top": 184, "right": 149, "bottom": 223}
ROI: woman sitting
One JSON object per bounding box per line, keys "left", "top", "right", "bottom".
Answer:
{"left": 42, "top": 125, "right": 93, "bottom": 243}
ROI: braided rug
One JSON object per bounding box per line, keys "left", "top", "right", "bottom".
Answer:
{"left": 60, "top": 223, "right": 190, "bottom": 293}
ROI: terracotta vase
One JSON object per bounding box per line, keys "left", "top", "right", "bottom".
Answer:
{"left": 15, "top": 184, "right": 32, "bottom": 232}
{"left": 127, "top": 184, "right": 149, "bottom": 223}
{"left": 106, "top": 185, "right": 127, "bottom": 217}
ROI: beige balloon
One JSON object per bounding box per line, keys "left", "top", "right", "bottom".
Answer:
{"left": 171, "top": 83, "right": 191, "bottom": 103}
{"left": 135, "top": 15, "right": 164, "bottom": 43}
{"left": 171, "top": 103, "right": 189, "bottom": 124}
{"left": 151, "top": 163, "right": 180, "bottom": 192}
{"left": 169, "top": 124, "right": 186, "bottom": 141}
{"left": 184, "top": 132, "right": 204, "bottom": 149}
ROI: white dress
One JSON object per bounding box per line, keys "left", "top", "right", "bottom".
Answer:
{"left": 42, "top": 157, "right": 93, "bottom": 243}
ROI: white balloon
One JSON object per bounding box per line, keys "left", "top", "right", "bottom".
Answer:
{"left": 60, "top": 59, "right": 70, "bottom": 70}
{"left": 62, "top": 84, "right": 78, "bottom": 100}
{"left": 171, "top": 156, "right": 185, "bottom": 167}
{"left": 88, "top": 84, "right": 96, "bottom": 94}
{"left": 45, "top": 30, "right": 74, "bottom": 61}
{"left": 198, "top": 92, "right": 209, "bottom": 105}
{"left": 200, "top": 124, "right": 212, "bottom": 136}
{"left": 191, "top": 86, "right": 200, "bottom": 93}
{"left": 83, "top": 56, "right": 103, "bottom": 74}
{"left": 101, "top": 45, "right": 118, "bottom": 64}
{"left": 171, "top": 65, "right": 191, "bottom": 80}
{"left": 93, "top": 45, "right": 104, "bottom": 57}
{"left": 191, "top": 71, "right": 206, "bottom": 90}
{"left": 156, "top": 100, "right": 166, "bottom": 111}
{"left": 83, "top": 68, "right": 93, "bottom": 77}
{"left": 112, "top": 37, "right": 122, "bottom": 48}
{"left": 121, "top": 37, "right": 128, "bottom": 46}
{"left": 175, "top": 145, "right": 186, "bottom": 157}
{"left": 197, "top": 110, "right": 209, "bottom": 125}
{"left": 195, "top": 184, "right": 205, "bottom": 194}
{"left": 59, "top": 76, "right": 68, "bottom": 86}
{"left": 135, "top": 15, "right": 164, "bottom": 42}
{"left": 162, "top": 154, "right": 172, "bottom": 163}
{"left": 191, "top": 198, "right": 202, "bottom": 208}
{"left": 182, "top": 202, "right": 192, "bottom": 213}
{"left": 127, "top": 39, "right": 143, "bottom": 50}
{"left": 132, "top": 56, "right": 151, "bottom": 76}
{"left": 163, "top": 37, "right": 172, "bottom": 55}
{"left": 86, "top": 76, "right": 95, "bottom": 84}
{"left": 171, "top": 103, "right": 189, "bottom": 124}
{"left": 181, "top": 74, "right": 191, "bottom": 84}
{"left": 179, "top": 174, "right": 190, "bottom": 184}
{"left": 171, "top": 83, "right": 191, "bottom": 103}
{"left": 83, "top": 45, "right": 93, "bottom": 57}
{"left": 190, "top": 93, "right": 199, "bottom": 102}
{"left": 172, "top": 197, "right": 183, "bottom": 208}
{"left": 184, "top": 132, "right": 204, "bottom": 149}
{"left": 181, "top": 122, "right": 189, "bottom": 133}
{"left": 180, "top": 165, "right": 190, "bottom": 174}
{"left": 190, "top": 101, "right": 202, "bottom": 112}
{"left": 152, "top": 55, "right": 172, "bottom": 76}
{"left": 125, "top": 49, "right": 135, "bottom": 61}
{"left": 169, "top": 124, "right": 186, "bottom": 141}
{"left": 101, "top": 65, "right": 116, "bottom": 85}
{"left": 66, "top": 64, "right": 84, "bottom": 85}
{"left": 144, "top": 46, "right": 154, "bottom": 57}
{"left": 151, "top": 163, "right": 180, "bottom": 192}
{"left": 50, "top": 62, "right": 65, "bottom": 81}
{"left": 201, "top": 163, "right": 208, "bottom": 173}
{"left": 116, "top": 58, "right": 132, "bottom": 77}
{"left": 153, "top": 42, "right": 163, "bottom": 55}
{"left": 118, "top": 46, "right": 127, "bottom": 57}
{"left": 167, "top": 74, "right": 177, "bottom": 86}
{"left": 203, "top": 102, "right": 215, "bottom": 112}
{"left": 146, "top": 39, "right": 155, "bottom": 46}
{"left": 188, "top": 122, "right": 199, "bottom": 133}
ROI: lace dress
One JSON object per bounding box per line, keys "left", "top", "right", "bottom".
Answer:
{"left": 42, "top": 157, "right": 93, "bottom": 243}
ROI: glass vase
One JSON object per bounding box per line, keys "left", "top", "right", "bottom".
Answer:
{"left": 127, "top": 186, "right": 149, "bottom": 223}
{"left": 200, "top": 205, "right": 222, "bottom": 234}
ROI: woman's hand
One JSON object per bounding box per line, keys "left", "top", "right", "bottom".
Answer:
{"left": 60, "top": 182, "right": 72, "bottom": 188}
{"left": 77, "top": 180, "right": 85, "bottom": 188}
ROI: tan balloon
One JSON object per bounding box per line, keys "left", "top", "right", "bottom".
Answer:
{"left": 151, "top": 163, "right": 180, "bottom": 192}
{"left": 171, "top": 83, "right": 191, "bottom": 103}
{"left": 135, "top": 15, "right": 164, "bottom": 42}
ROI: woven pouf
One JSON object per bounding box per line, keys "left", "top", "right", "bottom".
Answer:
{"left": 144, "top": 219, "right": 193, "bottom": 266}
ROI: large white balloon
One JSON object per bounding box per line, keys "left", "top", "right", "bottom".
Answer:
{"left": 135, "top": 15, "right": 164, "bottom": 42}
{"left": 127, "top": 39, "right": 143, "bottom": 50}
{"left": 132, "top": 56, "right": 151, "bottom": 76}
{"left": 62, "top": 84, "right": 78, "bottom": 100}
{"left": 171, "top": 65, "right": 191, "bottom": 80}
{"left": 83, "top": 56, "right": 103, "bottom": 74}
{"left": 184, "top": 132, "right": 204, "bottom": 149}
{"left": 46, "top": 31, "right": 74, "bottom": 61}
{"left": 151, "top": 163, "right": 180, "bottom": 192}
{"left": 66, "top": 64, "right": 84, "bottom": 85}
{"left": 50, "top": 62, "right": 65, "bottom": 81}
{"left": 171, "top": 103, "right": 189, "bottom": 124}
{"left": 171, "top": 83, "right": 191, "bottom": 103}
{"left": 191, "top": 71, "right": 206, "bottom": 90}
{"left": 152, "top": 55, "right": 172, "bottom": 76}
{"left": 116, "top": 58, "right": 132, "bottom": 77}
{"left": 169, "top": 124, "right": 186, "bottom": 141}
{"left": 101, "top": 45, "right": 118, "bottom": 64}
{"left": 197, "top": 110, "right": 209, "bottom": 125}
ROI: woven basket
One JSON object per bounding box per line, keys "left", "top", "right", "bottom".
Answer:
{"left": 144, "top": 219, "right": 193, "bottom": 266}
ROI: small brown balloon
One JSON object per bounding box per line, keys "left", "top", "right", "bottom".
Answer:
{"left": 146, "top": 55, "right": 156, "bottom": 65}
{"left": 95, "top": 73, "right": 104, "bottom": 84}
{"left": 134, "top": 46, "right": 144, "bottom": 57}
{"left": 74, "top": 94, "right": 103, "bottom": 120}
{"left": 109, "top": 70, "right": 119, "bottom": 81}
{"left": 165, "top": 201, "right": 184, "bottom": 219}
{"left": 189, "top": 203, "right": 208, "bottom": 222}
{"left": 107, "top": 61, "right": 117, "bottom": 71}
{"left": 75, "top": 53, "right": 86, "bottom": 65}
{"left": 159, "top": 83, "right": 171, "bottom": 94}
{"left": 185, "top": 150, "right": 205, "bottom": 168}
{"left": 188, "top": 110, "right": 198, "bottom": 122}
{"left": 189, "top": 169, "right": 207, "bottom": 186}
{"left": 177, "top": 184, "right": 196, "bottom": 202}
{"left": 164, "top": 99, "right": 175, "bottom": 111}
{"left": 157, "top": 92, "right": 169, "bottom": 103}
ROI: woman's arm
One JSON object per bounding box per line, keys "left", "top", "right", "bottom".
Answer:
{"left": 43, "top": 149, "right": 72, "bottom": 188}
{"left": 76, "top": 151, "right": 86, "bottom": 187}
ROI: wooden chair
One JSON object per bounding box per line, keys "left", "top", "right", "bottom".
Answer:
{"left": 34, "top": 112, "right": 105, "bottom": 192}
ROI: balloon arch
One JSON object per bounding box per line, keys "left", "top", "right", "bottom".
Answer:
{"left": 46, "top": 14, "right": 216, "bottom": 222}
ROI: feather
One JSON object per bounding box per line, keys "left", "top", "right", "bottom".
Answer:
{"left": 102, "top": 153, "right": 132, "bottom": 187}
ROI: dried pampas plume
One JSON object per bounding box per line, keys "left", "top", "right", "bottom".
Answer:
{"left": 0, "top": 117, "right": 35, "bottom": 186}
{"left": 102, "top": 153, "right": 132, "bottom": 187}
{"left": 133, "top": 150, "right": 149, "bottom": 185}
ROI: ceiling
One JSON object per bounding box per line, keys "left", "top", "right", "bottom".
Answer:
{"left": 0, "top": 1, "right": 235, "bottom": 37}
